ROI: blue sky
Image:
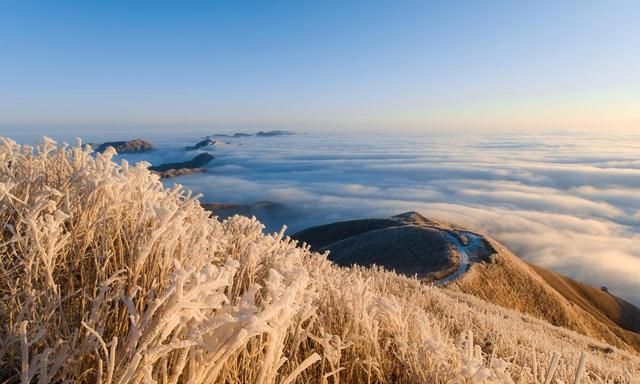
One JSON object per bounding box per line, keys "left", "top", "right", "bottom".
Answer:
{"left": 1, "top": 1, "right": 639, "bottom": 134}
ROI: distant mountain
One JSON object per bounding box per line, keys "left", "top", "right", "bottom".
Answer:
{"left": 207, "top": 130, "right": 294, "bottom": 138}
{"left": 149, "top": 153, "right": 214, "bottom": 178}
{"left": 292, "top": 211, "right": 640, "bottom": 353}
{"left": 185, "top": 139, "right": 225, "bottom": 151}
{"left": 208, "top": 132, "right": 252, "bottom": 138}
{"left": 92, "top": 139, "right": 154, "bottom": 153}
{"left": 255, "top": 130, "right": 293, "bottom": 137}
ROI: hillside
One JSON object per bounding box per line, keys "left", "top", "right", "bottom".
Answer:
{"left": 451, "top": 237, "right": 640, "bottom": 353}
{"left": 529, "top": 264, "right": 640, "bottom": 349}
{"left": 1, "top": 138, "right": 639, "bottom": 383}
{"left": 293, "top": 212, "right": 640, "bottom": 354}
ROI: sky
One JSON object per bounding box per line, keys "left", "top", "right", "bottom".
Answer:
{"left": 1, "top": 1, "right": 639, "bottom": 135}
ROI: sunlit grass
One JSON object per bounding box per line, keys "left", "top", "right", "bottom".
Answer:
{"left": 0, "top": 137, "right": 638, "bottom": 383}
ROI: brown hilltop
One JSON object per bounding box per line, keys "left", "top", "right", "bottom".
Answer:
{"left": 292, "top": 211, "right": 640, "bottom": 353}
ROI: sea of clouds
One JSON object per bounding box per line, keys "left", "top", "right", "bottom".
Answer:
{"left": 115, "top": 132, "right": 640, "bottom": 305}
{"left": 13, "top": 131, "right": 640, "bottom": 305}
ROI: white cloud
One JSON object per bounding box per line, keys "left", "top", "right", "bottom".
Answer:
{"left": 118, "top": 133, "right": 640, "bottom": 305}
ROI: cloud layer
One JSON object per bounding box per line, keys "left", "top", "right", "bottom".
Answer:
{"left": 120, "top": 132, "right": 640, "bottom": 305}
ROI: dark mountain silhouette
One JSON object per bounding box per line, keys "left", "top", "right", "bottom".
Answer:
{"left": 149, "top": 153, "right": 214, "bottom": 178}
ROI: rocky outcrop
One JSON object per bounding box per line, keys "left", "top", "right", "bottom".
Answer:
{"left": 93, "top": 139, "right": 154, "bottom": 154}
{"left": 149, "top": 153, "right": 214, "bottom": 178}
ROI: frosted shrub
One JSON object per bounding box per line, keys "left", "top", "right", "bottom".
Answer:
{"left": 0, "top": 138, "right": 638, "bottom": 383}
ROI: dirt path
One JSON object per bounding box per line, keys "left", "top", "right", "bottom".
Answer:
{"left": 436, "top": 231, "right": 484, "bottom": 285}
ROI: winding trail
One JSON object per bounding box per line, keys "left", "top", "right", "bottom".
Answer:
{"left": 436, "top": 231, "right": 485, "bottom": 285}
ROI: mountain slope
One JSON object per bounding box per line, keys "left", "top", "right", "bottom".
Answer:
{"left": 528, "top": 263, "right": 640, "bottom": 350}
{"left": 529, "top": 263, "right": 640, "bottom": 333}
{"left": 293, "top": 212, "right": 640, "bottom": 353}
{"left": 2, "top": 139, "right": 639, "bottom": 383}
{"left": 451, "top": 236, "right": 640, "bottom": 353}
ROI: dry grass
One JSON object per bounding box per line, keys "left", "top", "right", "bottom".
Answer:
{"left": 0, "top": 137, "right": 638, "bottom": 383}
{"left": 528, "top": 263, "right": 640, "bottom": 351}
{"left": 450, "top": 238, "right": 640, "bottom": 354}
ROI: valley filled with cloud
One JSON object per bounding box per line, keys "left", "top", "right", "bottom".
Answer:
{"left": 117, "top": 132, "right": 640, "bottom": 305}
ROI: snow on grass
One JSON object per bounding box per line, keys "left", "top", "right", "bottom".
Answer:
{"left": 0, "top": 137, "right": 638, "bottom": 383}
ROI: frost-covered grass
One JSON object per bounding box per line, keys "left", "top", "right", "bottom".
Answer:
{"left": 0, "top": 137, "right": 638, "bottom": 383}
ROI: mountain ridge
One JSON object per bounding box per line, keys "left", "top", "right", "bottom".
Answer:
{"left": 292, "top": 211, "right": 640, "bottom": 353}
